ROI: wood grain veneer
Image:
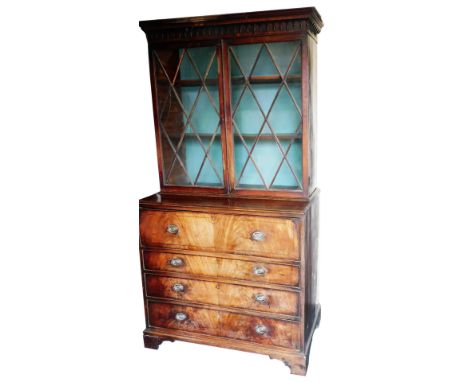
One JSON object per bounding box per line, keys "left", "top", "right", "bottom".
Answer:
{"left": 140, "top": 210, "right": 299, "bottom": 259}
{"left": 147, "top": 301, "right": 301, "bottom": 349}
{"left": 145, "top": 274, "right": 299, "bottom": 316}
{"left": 143, "top": 251, "right": 300, "bottom": 286}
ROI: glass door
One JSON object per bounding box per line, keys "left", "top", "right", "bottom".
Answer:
{"left": 152, "top": 45, "right": 224, "bottom": 188}
{"left": 229, "top": 40, "right": 303, "bottom": 191}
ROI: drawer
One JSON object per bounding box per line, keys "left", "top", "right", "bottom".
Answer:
{"left": 147, "top": 301, "right": 300, "bottom": 349}
{"left": 143, "top": 251, "right": 300, "bottom": 286}
{"left": 140, "top": 210, "right": 299, "bottom": 259}
{"left": 145, "top": 275, "right": 299, "bottom": 316}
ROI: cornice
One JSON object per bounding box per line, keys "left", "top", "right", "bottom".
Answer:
{"left": 139, "top": 7, "right": 323, "bottom": 43}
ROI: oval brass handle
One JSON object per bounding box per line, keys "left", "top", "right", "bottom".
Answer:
{"left": 170, "top": 258, "right": 184, "bottom": 267}
{"left": 172, "top": 283, "right": 185, "bottom": 292}
{"left": 253, "top": 266, "right": 267, "bottom": 276}
{"left": 255, "top": 324, "right": 268, "bottom": 335}
{"left": 251, "top": 231, "right": 265, "bottom": 241}
{"left": 255, "top": 294, "right": 267, "bottom": 303}
{"left": 175, "top": 312, "right": 187, "bottom": 321}
{"left": 167, "top": 224, "right": 179, "bottom": 234}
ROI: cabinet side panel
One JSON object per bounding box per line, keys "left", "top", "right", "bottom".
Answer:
{"left": 304, "top": 192, "right": 319, "bottom": 335}
{"left": 308, "top": 36, "right": 318, "bottom": 192}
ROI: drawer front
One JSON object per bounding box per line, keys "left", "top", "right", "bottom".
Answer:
{"left": 146, "top": 275, "right": 298, "bottom": 316}
{"left": 148, "top": 301, "right": 300, "bottom": 349}
{"left": 143, "top": 251, "right": 300, "bottom": 286}
{"left": 140, "top": 210, "right": 299, "bottom": 259}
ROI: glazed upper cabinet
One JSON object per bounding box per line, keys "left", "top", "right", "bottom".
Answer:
{"left": 142, "top": 8, "right": 322, "bottom": 198}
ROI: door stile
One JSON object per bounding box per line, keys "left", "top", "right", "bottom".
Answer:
{"left": 221, "top": 39, "right": 236, "bottom": 193}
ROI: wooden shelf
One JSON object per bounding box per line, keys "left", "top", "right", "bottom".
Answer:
{"left": 235, "top": 134, "right": 301, "bottom": 140}
{"left": 156, "top": 79, "right": 218, "bottom": 87}
{"left": 167, "top": 133, "right": 221, "bottom": 140}
{"left": 231, "top": 74, "right": 301, "bottom": 84}
{"left": 156, "top": 75, "right": 301, "bottom": 87}
{"left": 166, "top": 133, "right": 301, "bottom": 141}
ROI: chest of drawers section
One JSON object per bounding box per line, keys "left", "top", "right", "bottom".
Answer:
{"left": 138, "top": 193, "right": 320, "bottom": 375}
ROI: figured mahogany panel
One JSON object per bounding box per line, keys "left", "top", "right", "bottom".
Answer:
{"left": 139, "top": 210, "right": 299, "bottom": 259}
{"left": 148, "top": 301, "right": 300, "bottom": 349}
{"left": 145, "top": 275, "right": 299, "bottom": 316}
{"left": 143, "top": 251, "right": 300, "bottom": 286}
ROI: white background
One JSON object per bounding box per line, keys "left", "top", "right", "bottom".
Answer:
{"left": 1, "top": 1, "right": 467, "bottom": 381}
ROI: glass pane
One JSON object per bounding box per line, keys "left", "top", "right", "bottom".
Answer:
{"left": 153, "top": 45, "right": 223, "bottom": 187}
{"left": 230, "top": 41, "right": 303, "bottom": 190}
